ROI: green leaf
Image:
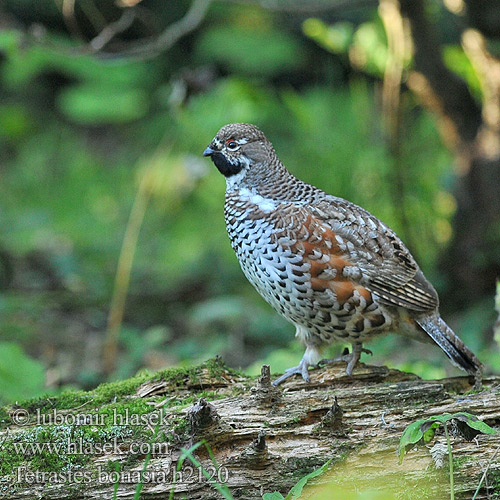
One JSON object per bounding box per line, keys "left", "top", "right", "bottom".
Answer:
{"left": 57, "top": 84, "right": 149, "bottom": 124}
{"left": 286, "top": 459, "right": 332, "bottom": 499}
{"left": 422, "top": 421, "right": 441, "bottom": 443}
{"left": 449, "top": 412, "right": 496, "bottom": 440}
{"left": 398, "top": 419, "right": 427, "bottom": 463}
{"left": 195, "top": 26, "right": 303, "bottom": 77}
{"left": 0, "top": 342, "right": 46, "bottom": 402}
{"left": 461, "top": 416, "right": 496, "bottom": 434}
{"left": 443, "top": 45, "right": 482, "bottom": 99}
{"left": 303, "top": 19, "right": 353, "bottom": 54}
{"left": 262, "top": 493, "right": 285, "bottom": 500}
{"left": 399, "top": 412, "right": 496, "bottom": 463}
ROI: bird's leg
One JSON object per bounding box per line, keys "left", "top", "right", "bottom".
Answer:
{"left": 272, "top": 356, "right": 311, "bottom": 386}
{"left": 318, "top": 343, "right": 373, "bottom": 376}
{"left": 272, "top": 344, "right": 320, "bottom": 386}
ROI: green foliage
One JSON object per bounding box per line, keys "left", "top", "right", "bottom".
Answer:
{"left": 175, "top": 440, "right": 332, "bottom": 500}
{"left": 0, "top": 1, "right": 496, "bottom": 394}
{"left": 58, "top": 84, "right": 149, "bottom": 124}
{"left": 0, "top": 342, "right": 46, "bottom": 403}
{"left": 263, "top": 459, "right": 332, "bottom": 500}
{"left": 0, "top": 31, "right": 158, "bottom": 91}
{"left": 196, "top": 26, "right": 303, "bottom": 77}
{"left": 303, "top": 19, "right": 354, "bottom": 54}
{"left": 442, "top": 45, "right": 482, "bottom": 99}
{"left": 399, "top": 412, "right": 496, "bottom": 463}
{"left": 171, "top": 441, "right": 234, "bottom": 499}
{"left": 303, "top": 17, "right": 390, "bottom": 77}
{"left": 399, "top": 412, "right": 496, "bottom": 500}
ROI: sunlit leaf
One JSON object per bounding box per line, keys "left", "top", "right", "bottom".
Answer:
{"left": 262, "top": 493, "right": 285, "bottom": 500}
{"left": 303, "top": 19, "right": 353, "bottom": 54}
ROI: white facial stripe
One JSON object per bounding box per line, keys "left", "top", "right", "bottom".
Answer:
{"left": 225, "top": 170, "right": 246, "bottom": 190}
{"left": 236, "top": 188, "right": 277, "bottom": 212}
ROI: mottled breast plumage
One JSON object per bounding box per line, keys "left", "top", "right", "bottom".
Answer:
{"left": 204, "top": 122, "right": 482, "bottom": 384}
{"left": 223, "top": 184, "right": 396, "bottom": 346}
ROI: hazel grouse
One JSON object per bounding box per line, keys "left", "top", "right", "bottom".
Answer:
{"left": 203, "top": 123, "right": 482, "bottom": 385}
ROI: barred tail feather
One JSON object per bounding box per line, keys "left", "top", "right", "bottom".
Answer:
{"left": 416, "top": 314, "right": 483, "bottom": 376}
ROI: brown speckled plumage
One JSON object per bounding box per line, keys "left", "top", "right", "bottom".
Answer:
{"left": 203, "top": 123, "right": 483, "bottom": 384}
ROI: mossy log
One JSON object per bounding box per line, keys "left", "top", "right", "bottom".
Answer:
{"left": 1, "top": 358, "right": 499, "bottom": 499}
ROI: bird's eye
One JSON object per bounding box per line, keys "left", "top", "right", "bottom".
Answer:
{"left": 226, "top": 140, "right": 239, "bottom": 151}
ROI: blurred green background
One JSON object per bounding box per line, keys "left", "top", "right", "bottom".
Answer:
{"left": 1, "top": 0, "right": 499, "bottom": 403}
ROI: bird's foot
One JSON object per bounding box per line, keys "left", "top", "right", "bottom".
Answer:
{"left": 318, "top": 345, "right": 373, "bottom": 376}
{"left": 273, "top": 357, "right": 311, "bottom": 386}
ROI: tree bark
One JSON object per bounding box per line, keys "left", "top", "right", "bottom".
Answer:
{"left": 1, "top": 359, "right": 499, "bottom": 499}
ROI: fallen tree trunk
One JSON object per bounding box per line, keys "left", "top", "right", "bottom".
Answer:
{"left": 1, "top": 358, "right": 499, "bottom": 499}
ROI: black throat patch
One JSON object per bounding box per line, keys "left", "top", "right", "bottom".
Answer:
{"left": 210, "top": 152, "right": 244, "bottom": 177}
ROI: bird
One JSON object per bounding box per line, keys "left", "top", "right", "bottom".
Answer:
{"left": 203, "top": 122, "right": 483, "bottom": 385}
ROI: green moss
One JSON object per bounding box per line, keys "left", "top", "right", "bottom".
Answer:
{"left": 1, "top": 358, "right": 243, "bottom": 430}
{"left": 22, "top": 369, "right": 152, "bottom": 414}
{"left": 0, "top": 406, "right": 11, "bottom": 426}
{"left": 0, "top": 358, "right": 246, "bottom": 480}
{"left": 105, "top": 459, "right": 120, "bottom": 473}
{"left": 152, "top": 357, "right": 237, "bottom": 386}
{"left": 205, "top": 356, "right": 243, "bottom": 378}
{"left": 0, "top": 423, "right": 139, "bottom": 476}
{"left": 168, "top": 390, "right": 226, "bottom": 411}
{"left": 0, "top": 441, "right": 26, "bottom": 476}
{"left": 93, "top": 398, "right": 160, "bottom": 430}
{"left": 281, "top": 415, "right": 302, "bottom": 427}
{"left": 489, "top": 471, "right": 500, "bottom": 497}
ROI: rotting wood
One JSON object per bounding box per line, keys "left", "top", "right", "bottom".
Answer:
{"left": 1, "top": 360, "right": 499, "bottom": 500}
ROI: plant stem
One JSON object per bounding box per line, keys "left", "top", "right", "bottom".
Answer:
{"left": 103, "top": 169, "right": 153, "bottom": 376}
{"left": 472, "top": 444, "right": 500, "bottom": 500}
{"left": 103, "top": 141, "right": 169, "bottom": 376}
{"left": 444, "top": 422, "right": 454, "bottom": 500}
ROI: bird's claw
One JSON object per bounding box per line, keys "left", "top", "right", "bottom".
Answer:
{"left": 317, "top": 346, "right": 373, "bottom": 376}
{"left": 273, "top": 358, "right": 310, "bottom": 386}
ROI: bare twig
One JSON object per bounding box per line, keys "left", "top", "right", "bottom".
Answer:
{"left": 89, "top": 8, "right": 136, "bottom": 52}
{"left": 95, "top": 0, "right": 211, "bottom": 59}
{"left": 61, "top": 0, "right": 83, "bottom": 40}
{"left": 462, "top": 28, "right": 500, "bottom": 160}
{"left": 103, "top": 143, "right": 169, "bottom": 376}
{"left": 472, "top": 444, "right": 500, "bottom": 500}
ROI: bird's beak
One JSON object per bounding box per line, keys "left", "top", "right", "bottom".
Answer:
{"left": 203, "top": 146, "right": 215, "bottom": 157}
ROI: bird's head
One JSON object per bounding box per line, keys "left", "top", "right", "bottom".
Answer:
{"left": 203, "top": 123, "right": 273, "bottom": 181}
